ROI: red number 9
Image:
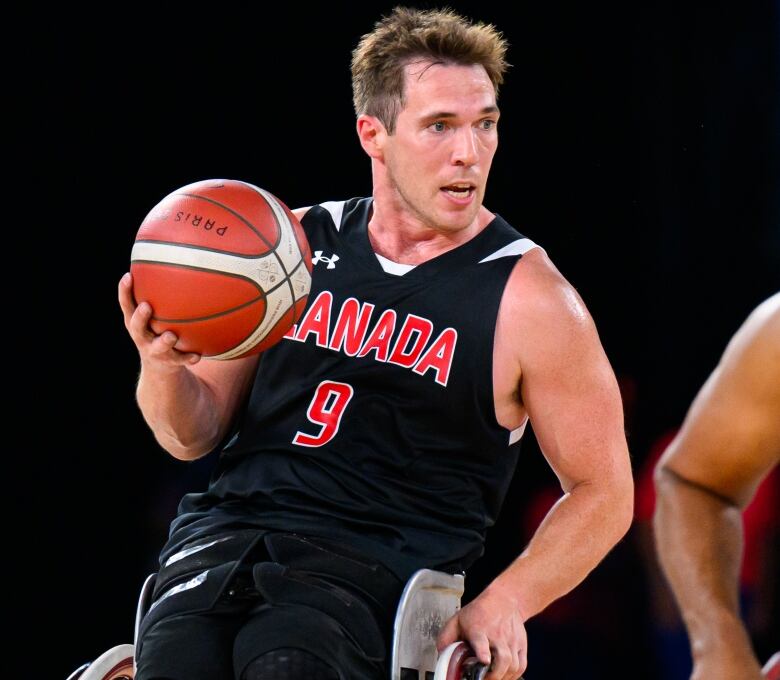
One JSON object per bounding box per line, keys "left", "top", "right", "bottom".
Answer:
{"left": 293, "top": 380, "right": 354, "bottom": 447}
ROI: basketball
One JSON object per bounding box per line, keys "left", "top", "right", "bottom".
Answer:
{"left": 130, "top": 179, "right": 312, "bottom": 360}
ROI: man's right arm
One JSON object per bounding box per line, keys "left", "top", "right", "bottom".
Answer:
{"left": 120, "top": 206, "right": 310, "bottom": 461}
{"left": 653, "top": 293, "right": 780, "bottom": 680}
{"left": 119, "top": 272, "right": 260, "bottom": 461}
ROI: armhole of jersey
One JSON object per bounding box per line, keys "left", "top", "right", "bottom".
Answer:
{"left": 508, "top": 418, "right": 528, "bottom": 445}
{"left": 484, "top": 238, "right": 537, "bottom": 446}
{"left": 478, "top": 238, "right": 539, "bottom": 264}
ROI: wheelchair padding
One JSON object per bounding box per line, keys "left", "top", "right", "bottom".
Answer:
{"left": 135, "top": 559, "right": 243, "bottom": 661}
{"left": 262, "top": 533, "right": 402, "bottom": 623}
{"left": 252, "top": 561, "right": 384, "bottom": 659}
{"left": 151, "top": 530, "right": 264, "bottom": 601}
{"left": 135, "top": 531, "right": 404, "bottom": 679}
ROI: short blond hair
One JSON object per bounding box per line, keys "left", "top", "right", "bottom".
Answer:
{"left": 351, "top": 6, "right": 510, "bottom": 133}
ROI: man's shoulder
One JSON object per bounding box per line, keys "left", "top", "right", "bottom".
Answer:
{"left": 745, "top": 292, "right": 780, "bottom": 346}
{"left": 501, "top": 247, "right": 585, "bottom": 322}
{"left": 722, "top": 292, "right": 780, "bottom": 389}
{"left": 495, "top": 247, "right": 600, "bottom": 374}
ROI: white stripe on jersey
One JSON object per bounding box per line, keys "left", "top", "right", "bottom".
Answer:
{"left": 320, "top": 201, "right": 347, "bottom": 231}
{"left": 375, "top": 253, "right": 416, "bottom": 275}
{"left": 509, "top": 419, "right": 528, "bottom": 445}
{"left": 479, "top": 238, "right": 539, "bottom": 263}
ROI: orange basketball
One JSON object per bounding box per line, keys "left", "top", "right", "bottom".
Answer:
{"left": 130, "top": 179, "right": 312, "bottom": 359}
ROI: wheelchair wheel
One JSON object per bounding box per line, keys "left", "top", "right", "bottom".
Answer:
{"left": 66, "top": 644, "right": 134, "bottom": 680}
{"left": 434, "top": 642, "right": 488, "bottom": 680}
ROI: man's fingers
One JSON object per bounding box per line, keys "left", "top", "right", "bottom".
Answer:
{"left": 485, "top": 643, "right": 511, "bottom": 680}
{"left": 118, "top": 272, "right": 136, "bottom": 325}
{"left": 127, "top": 301, "right": 155, "bottom": 342}
{"left": 512, "top": 618, "right": 527, "bottom": 675}
{"left": 515, "top": 645, "right": 527, "bottom": 677}
{"left": 161, "top": 331, "right": 178, "bottom": 346}
{"left": 468, "top": 633, "right": 491, "bottom": 668}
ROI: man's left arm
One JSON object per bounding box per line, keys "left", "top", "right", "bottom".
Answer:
{"left": 438, "top": 254, "right": 633, "bottom": 679}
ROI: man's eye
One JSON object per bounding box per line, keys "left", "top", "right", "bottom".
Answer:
{"left": 481, "top": 119, "right": 496, "bottom": 130}
{"left": 430, "top": 121, "right": 446, "bottom": 132}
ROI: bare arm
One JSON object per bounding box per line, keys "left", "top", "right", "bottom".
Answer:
{"left": 653, "top": 293, "right": 780, "bottom": 680}
{"left": 494, "top": 255, "right": 633, "bottom": 612}
{"left": 438, "top": 251, "right": 634, "bottom": 679}
{"left": 118, "top": 207, "right": 311, "bottom": 461}
{"left": 119, "top": 272, "right": 259, "bottom": 460}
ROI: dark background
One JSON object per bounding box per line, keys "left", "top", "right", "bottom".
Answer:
{"left": 30, "top": 1, "right": 778, "bottom": 678}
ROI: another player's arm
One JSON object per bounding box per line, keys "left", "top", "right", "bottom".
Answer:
{"left": 438, "top": 251, "right": 633, "bottom": 680}
{"left": 653, "top": 294, "right": 780, "bottom": 680}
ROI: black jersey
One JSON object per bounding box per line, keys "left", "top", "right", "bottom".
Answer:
{"left": 163, "top": 197, "right": 539, "bottom": 580}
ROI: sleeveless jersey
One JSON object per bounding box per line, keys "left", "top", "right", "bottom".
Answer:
{"left": 163, "top": 197, "right": 538, "bottom": 580}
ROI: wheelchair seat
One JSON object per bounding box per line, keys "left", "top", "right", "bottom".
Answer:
{"left": 66, "top": 573, "right": 155, "bottom": 680}
{"left": 67, "top": 569, "right": 463, "bottom": 680}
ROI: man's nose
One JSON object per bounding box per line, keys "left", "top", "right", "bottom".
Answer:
{"left": 451, "top": 127, "right": 479, "bottom": 166}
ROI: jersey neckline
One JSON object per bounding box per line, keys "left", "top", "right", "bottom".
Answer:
{"left": 343, "top": 197, "right": 511, "bottom": 280}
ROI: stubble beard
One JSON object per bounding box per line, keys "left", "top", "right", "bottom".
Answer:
{"left": 389, "top": 170, "right": 479, "bottom": 235}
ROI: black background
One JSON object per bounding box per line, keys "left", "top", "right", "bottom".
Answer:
{"left": 27, "top": 1, "right": 778, "bottom": 678}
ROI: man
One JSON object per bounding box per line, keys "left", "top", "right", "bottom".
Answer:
{"left": 654, "top": 292, "right": 780, "bottom": 680}
{"left": 118, "top": 7, "right": 633, "bottom": 680}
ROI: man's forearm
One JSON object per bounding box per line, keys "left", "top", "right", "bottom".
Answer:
{"left": 653, "top": 468, "right": 755, "bottom": 660}
{"left": 486, "top": 481, "right": 633, "bottom": 620}
{"left": 136, "top": 363, "right": 222, "bottom": 460}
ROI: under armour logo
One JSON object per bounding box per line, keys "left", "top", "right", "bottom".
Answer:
{"left": 312, "top": 251, "right": 340, "bottom": 269}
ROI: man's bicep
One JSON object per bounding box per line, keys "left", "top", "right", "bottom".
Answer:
{"left": 517, "top": 283, "right": 629, "bottom": 492}
{"left": 659, "top": 359, "right": 780, "bottom": 506}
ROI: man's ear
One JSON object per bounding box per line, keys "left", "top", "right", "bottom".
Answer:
{"left": 356, "top": 114, "right": 388, "bottom": 160}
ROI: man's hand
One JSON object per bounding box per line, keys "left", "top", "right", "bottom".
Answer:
{"left": 118, "top": 272, "right": 201, "bottom": 370}
{"left": 436, "top": 584, "right": 527, "bottom": 680}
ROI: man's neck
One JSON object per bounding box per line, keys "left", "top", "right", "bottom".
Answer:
{"left": 366, "top": 200, "right": 494, "bottom": 265}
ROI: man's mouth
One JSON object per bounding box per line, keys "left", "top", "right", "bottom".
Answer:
{"left": 441, "top": 183, "right": 475, "bottom": 198}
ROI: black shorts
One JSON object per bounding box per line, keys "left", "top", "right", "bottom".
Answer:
{"left": 134, "top": 530, "right": 404, "bottom": 680}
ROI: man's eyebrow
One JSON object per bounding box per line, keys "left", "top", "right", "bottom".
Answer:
{"left": 421, "top": 106, "right": 500, "bottom": 120}
{"left": 422, "top": 106, "right": 499, "bottom": 120}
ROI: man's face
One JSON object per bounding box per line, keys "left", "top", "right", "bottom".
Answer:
{"left": 381, "top": 61, "right": 500, "bottom": 234}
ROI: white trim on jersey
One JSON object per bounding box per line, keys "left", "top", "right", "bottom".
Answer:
{"left": 508, "top": 419, "right": 527, "bottom": 445}
{"left": 478, "top": 238, "right": 539, "bottom": 263}
{"left": 375, "top": 253, "right": 417, "bottom": 275}
{"left": 320, "top": 201, "right": 347, "bottom": 231}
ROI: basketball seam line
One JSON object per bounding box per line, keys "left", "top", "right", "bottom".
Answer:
{"left": 238, "top": 184, "right": 299, "bottom": 323}
{"left": 130, "top": 259, "right": 271, "bottom": 292}
{"left": 133, "top": 239, "right": 275, "bottom": 259}
{"left": 152, "top": 293, "right": 265, "bottom": 324}
{"left": 140, "top": 264, "right": 302, "bottom": 324}
{"left": 178, "top": 190, "right": 293, "bottom": 293}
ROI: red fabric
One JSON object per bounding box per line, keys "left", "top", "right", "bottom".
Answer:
{"left": 741, "top": 466, "right": 779, "bottom": 588}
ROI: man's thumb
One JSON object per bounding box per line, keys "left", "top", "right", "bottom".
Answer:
{"left": 436, "top": 613, "right": 460, "bottom": 652}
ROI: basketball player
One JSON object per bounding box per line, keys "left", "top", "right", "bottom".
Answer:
{"left": 118, "top": 7, "right": 633, "bottom": 680}
{"left": 654, "top": 292, "right": 780, "bottom": 680}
